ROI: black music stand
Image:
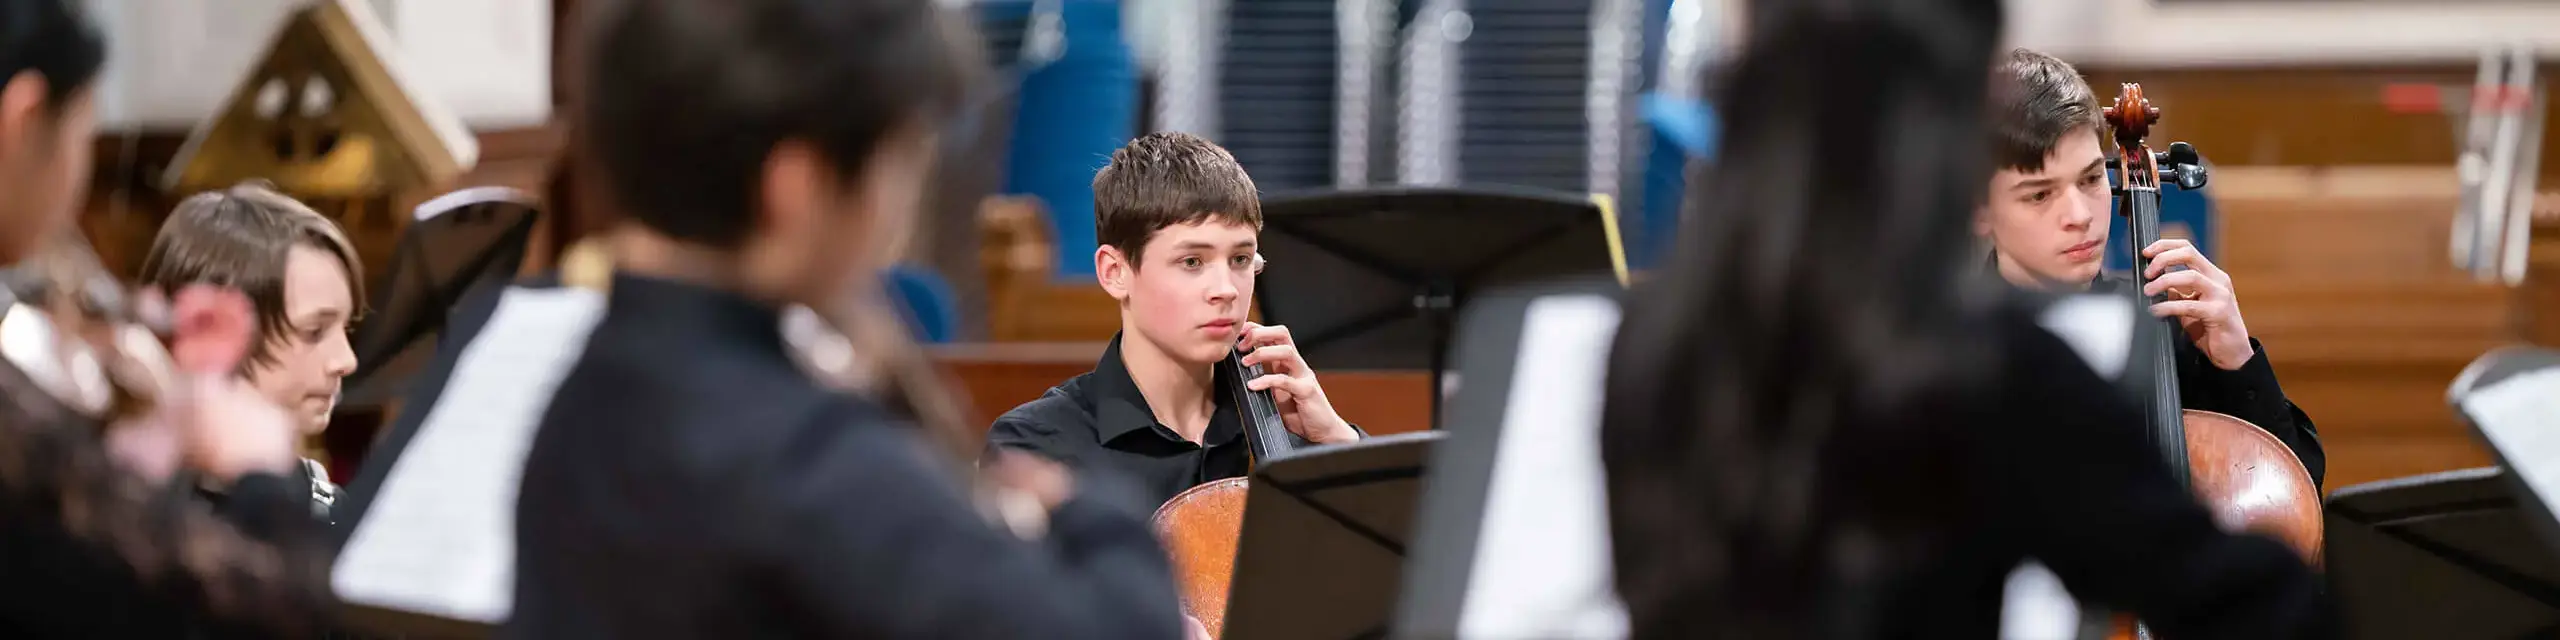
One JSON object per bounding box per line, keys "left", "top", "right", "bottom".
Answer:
{"left": 1394, "top": 277, "right": 1629, "bottom": 639}
{"left": 2326, "top": 468, "right": 2560, "bottom": 639}
{"left": 1223, "top": 431, "right": 1444, "bottom": 640}
{"left": 1253, "top": 186, "right": 1626, "bottom": 429}
{"left": 2322, "top": 346, "right": 2560, "bottom": 638}
{"left": 340, "top": 188, "right": 542, "bottom": 409}
{"left": 2453, "top": 346, "right": 2560, "bottom": 557}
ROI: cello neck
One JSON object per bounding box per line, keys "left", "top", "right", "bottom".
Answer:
{"left": 2104, "top": 83, "right": 2192, "bottom": 486}
{"left": 1226, "top": 351, "right": 1300, "bottom": 466}
{"left": 2122, "top": 181, "right": 2192, "bottom": 481}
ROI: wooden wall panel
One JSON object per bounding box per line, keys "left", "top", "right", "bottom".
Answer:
{"left": 2079, "top": 66, "right": 2560, "bottom": 186}
{"left": 2532, "top": 208, "right": 2560, "bottom": 345}
{"left": 2204, "top": 166, "right": 2523, "bottom": 490}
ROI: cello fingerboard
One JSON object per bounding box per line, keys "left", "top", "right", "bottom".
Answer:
{"left": 1228, "top": 353, "right": 1304, "bottom": 465}
{"left": 2124, "top": 184, "right": 2194, "bottom": 484}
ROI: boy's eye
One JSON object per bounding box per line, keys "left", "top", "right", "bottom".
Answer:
{"left": 1229, "top": 255, "right": 1253, "bottom": 267}
{"left": 2025, "top": 190, "right": 2052, "bottom": 204}
{"left": 1178, "top": 256, "right": 1204, "bottom": 269}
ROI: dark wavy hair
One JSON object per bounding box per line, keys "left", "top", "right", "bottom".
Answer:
{"left": 1599, "top": 0, "right": 2007, "bottom": 636}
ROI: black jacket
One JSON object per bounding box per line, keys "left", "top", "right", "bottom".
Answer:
{"left": 1875, "top": 301, "right": 2334, "bottom": 638}
{"left": 510, "top": 274, "right": 1183, "bottom": 639}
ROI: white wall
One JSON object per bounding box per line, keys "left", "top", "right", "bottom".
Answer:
{"left": 1701, "top": 0, "right": 2560, "bottom": 68}
{"left": 88, "top": 0, "right": 548, "bottom": 131}
{"left": 2007, "top": 0, "right": 2560, "bottom": 67}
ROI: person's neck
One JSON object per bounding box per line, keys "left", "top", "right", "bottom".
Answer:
{"left": 1118, "top": 326, "right": 1218, "bottom": 444}
{"left": 1992, "top": 251, "right": 2094, "bottom": 293}
{"left": 608, "top": 225, "right": 772, "bottom": 300}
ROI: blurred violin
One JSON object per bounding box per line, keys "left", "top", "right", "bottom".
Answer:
{"left": 0, "top": 232, "right": 187, "bottom": 431}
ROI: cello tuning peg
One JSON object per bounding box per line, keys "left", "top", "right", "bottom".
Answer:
{"left": 2173, "top": 164, "right": 2210, "bottom": 191}
{"left": 2166, "top": 141, "right": 2202, "bottom": 167}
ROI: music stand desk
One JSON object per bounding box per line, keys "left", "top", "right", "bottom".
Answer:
{"left": 2327, "top": 467, "right": 2560, "bottom": 639}
{"left": 1223, "top": 431, "right": 1444, "bottom": 640}
{"left": 2342, "top": 346, "right": 2560, "bottom": 638}
{"left": 1253, "top": 186, "right": 1626, "bottom": 428}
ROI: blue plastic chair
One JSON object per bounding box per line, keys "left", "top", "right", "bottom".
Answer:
{"left": 2103, "top": 170, "right": 2219, "bottom": 271}
{"left": 1638, "top": 92, "right": 1718, "bottom": 267}
{"left": 883, "top": 265, "right": 960, "bottom": 344}
{"left": 979, "top": 0, "right": 1137, "bottom": 280}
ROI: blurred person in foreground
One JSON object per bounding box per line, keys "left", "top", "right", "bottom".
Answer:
{"left": 508, "top": 0, "right": 1185, "bottom": 637}
{"left": 0, "top": 0, "right": 333, "bottom": 636}
{"left": 1596, "top": 0, "right": 2334, "bottom": 638}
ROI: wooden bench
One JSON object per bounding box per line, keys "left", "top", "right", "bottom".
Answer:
{"left": 2205, "top": 166, "right": 2546, "bottom": 488}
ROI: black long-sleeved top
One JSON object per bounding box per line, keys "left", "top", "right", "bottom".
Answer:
{"left": 509, "top": 274, "right": 1183, "bottom": 639}
{"left": 0, "top": 365, "right": 332, "bottom": 637}
{"left": 1606, "top": 292, "right": 2331, "bottom": 639}
{"left": 2088, "top": 273, "right": 2326, "bottom": 488}
{"left": 1875, "top": 301, "right": 2333, "bottom": 637}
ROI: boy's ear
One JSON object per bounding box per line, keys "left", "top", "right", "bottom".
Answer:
{"left": 1096, "top": 245, "right": 1132, "bottom": 303}
{"left": 757, "top": 141, "right": 828, "bottom": 245}
{"left": 0, "top": 72, "right": 50, "bottom": 154}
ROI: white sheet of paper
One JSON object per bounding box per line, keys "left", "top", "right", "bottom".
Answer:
{"left": 1999, "top": 561, "right": 2083, "bottom": 639}
{"left": 330, "top": 286, "right": 605, "bottom": 624}
{"left": 1457, "top": 294, "right": 1632, "bottom": 639}
{"left": 2037, "top": 293, "right": 2135, "bottom": 381}
{"left": 2463, "top": 367, "right": 2560, "bottom": 519}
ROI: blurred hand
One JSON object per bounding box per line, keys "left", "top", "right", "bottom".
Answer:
{"left": 176, "top": 374, "right": 299, "bottom": 483}
{"left": 163, "top": 286, "right": 296, "bottom": 483}
{"left": 980, "top": 449, "right": 1075, "bottom": 510}
{"left": 1184, "top": 614, "right": 1211, "bottom": 640}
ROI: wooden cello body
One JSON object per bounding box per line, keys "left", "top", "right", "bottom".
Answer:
{"left": 1149, "top": 350, "right": 1301, "bottom": 639}
{"left": 2102, "top": 85, "right": 2325, "bottom": 638}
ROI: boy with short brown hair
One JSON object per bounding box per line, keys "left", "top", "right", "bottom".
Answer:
{"left": 987, "top": 132, "right": 1361, "bottom": 506}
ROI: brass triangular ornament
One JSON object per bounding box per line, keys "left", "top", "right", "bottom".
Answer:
{"left": 163, "top": 0, "right": 478, "bottom": 199}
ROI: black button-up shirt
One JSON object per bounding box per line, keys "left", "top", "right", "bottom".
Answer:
{"left": 984, "top": 335, "right": 1253, "bottom": 507}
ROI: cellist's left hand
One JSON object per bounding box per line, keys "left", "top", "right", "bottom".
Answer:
{"left": 2139, "top": 239, "right": 2256, "bottom": 371}
{"left": 1237, "top": 322, "right": 1360, "bottom": 444}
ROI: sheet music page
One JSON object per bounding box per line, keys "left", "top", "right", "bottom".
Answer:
{"left": 2036, "top": 293, "right": 2135, "bottom": 382}
{"left": 330, "top": 286, "right": 605, "bottom": 624}
{"left": 2463, "top": 368, "right": 2560, "bottom": 518}
{"left": 1458, "top": 294, "right": 1631, "bottom": 639}
{"left": 1999, "top": 562, "right": 2081, "bottom": 639}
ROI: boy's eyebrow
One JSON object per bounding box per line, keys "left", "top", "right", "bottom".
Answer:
{"left": 1170, "top": 240, "right": 1259, "bottom": 251}
{"left": 2005, "top": 157, "right": 2106, "bottom": 192}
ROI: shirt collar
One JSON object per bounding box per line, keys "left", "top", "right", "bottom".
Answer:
{"left": 1089, "top": 333, "right": 1240, "bottom": 446}
{"left": 604, "top": 272, "right": 792, "bottom": 360}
